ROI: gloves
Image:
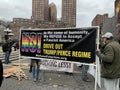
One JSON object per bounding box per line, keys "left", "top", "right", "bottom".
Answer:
{"left": 96, "top": 49, "right": 100, "bottom": 55}
{"left": 96, "top": 50, "right": 99, "bottom": 55}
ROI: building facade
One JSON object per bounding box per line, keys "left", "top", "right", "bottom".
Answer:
{"left": 62, "top": 0, "right": 76, "bottom": 27}
{"left": 115, "top": 0, "right": 120, "bottom": 24}
{"left": 49, "top": 3, "right": 57, "bottom": 22}
{"left": 0, "top": 20, "right": 14, "bottom": 42}
{"left": 32, "top": 0, "right": 49, "bottom": 21}
{"left": 102, "top": 16, "right": 115, "bottom": 35}
{"left": 5, "top": 0, "right": 77, "bottom": 39}
{"left": 91, "top": 14, "right": 109, "bottom": 26}
{"left": 10, "top": 18, "right": 67, "bottom": 39}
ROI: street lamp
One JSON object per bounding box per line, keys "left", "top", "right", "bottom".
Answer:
{"left": 4, "top": 28, "right": 13, "bottom": 41}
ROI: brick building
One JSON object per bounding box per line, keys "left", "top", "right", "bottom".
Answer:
{"left": 6, "top": 0, "right": 77, "bottom": 39}
{"left": 49, "top": 2, "right": 57, "bottom": 22}
{"left": 91, "top": 14, "right": 109, "bottom": 26}
{"left": 102, "top": 16, "right": 115, "bottom": 35}
{"left": 115, "top": 0, "right": 120, "bottom": 24}
{"left": 62, "top": 0, "right": 76, "bottom": 27}
{"left": 32, "top": 0, "right": 49, "bottom": 21}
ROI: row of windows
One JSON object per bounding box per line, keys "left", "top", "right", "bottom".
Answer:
{"left": 13, "top": 21, "right": 34, "bottom": 24}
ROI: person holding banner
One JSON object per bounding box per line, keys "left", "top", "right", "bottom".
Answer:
{"left": 97, "top": 32, "right": 120, "bottom": 90}
{"left": 31, "top": 59, "right": 41, "bottom": 82}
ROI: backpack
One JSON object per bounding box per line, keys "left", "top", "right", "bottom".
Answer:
{"left": 2, "top": 43, "right": 7, "bottom": 52}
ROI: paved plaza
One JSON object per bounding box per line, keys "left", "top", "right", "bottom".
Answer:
{"left": 0, "top": 61, "right": 105, "bottom": 90}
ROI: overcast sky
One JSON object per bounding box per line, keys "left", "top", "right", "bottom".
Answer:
{"left": 0, "top": 0, "right": 115, "bottom": 27}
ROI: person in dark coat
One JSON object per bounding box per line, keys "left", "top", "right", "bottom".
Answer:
{"left": 4, "top": 39, "right": 13, "bottom": 64}
{"left": 0, "top": 60, "right": 3, "bottom": 87}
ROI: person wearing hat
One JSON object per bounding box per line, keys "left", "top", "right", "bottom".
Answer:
{"left": 96, "top": 32, "right": 120, "bottom": 90}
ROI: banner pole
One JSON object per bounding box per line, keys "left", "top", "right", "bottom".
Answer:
{"left": 18, "top": 51, "right": 21, "bottom": 81}
{"left": 94, "top": 26, "right": 100, "bottom": 90}
{"left": 95, "top": 62, "right": 97, "bottom": 90}
{"left": 18, "top": 29, "right": 22, "bottom": 82}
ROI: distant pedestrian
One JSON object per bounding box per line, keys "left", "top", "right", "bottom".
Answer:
{"left": 31, "top": 59, "right": 41, "bottom": 82}
{"left": 13, "top": 43, "right": 17, "bottom": 51}
{"left": 0, "top": 60, "right": 3, "bottom": 87}
{"left": 16, "top": 42, "right": 19, "bottom": 49}
{"left": 97, "top": 32, "right": 120, "bottom": 90}
{"left": 3, "top": 39, "right": 13, "bottom": 64}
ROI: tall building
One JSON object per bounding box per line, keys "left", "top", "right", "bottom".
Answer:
{"left": 102, "top": 16, "right": 115, "bottom": 35}
{"left": 91, "top": 14, "right": 109, "bottom": 26}
{"left": 49, "top": 3, "right": 57, "bottom": 22}
{"left": 115, "top": 0, "right": 120, "bottom": 24}
{"left": 62, "top": 0, "right": 76, "bottom": 27}
{"left": 32, "top": 0, "right": 49, "bottom": 21}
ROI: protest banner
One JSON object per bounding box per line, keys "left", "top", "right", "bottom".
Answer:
{"left": 20, "top": 27, "right": 97, "bottom": 63}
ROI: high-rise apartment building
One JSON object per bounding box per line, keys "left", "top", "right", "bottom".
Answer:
{"left": 62, "top": 0, "right": 76, "bottom": 27}
{"left": 115, "top": 0, "right": 120, "bottom": 24}
{"left": 32, "top": 0, "right": 49, "bottom": 21}
{"left": 102, "top": 16, "right": 115, "bottom": 35}
{"left": 49, "top": 3, "right": 57, "bottom": 22}
{"left": 91, "top": 14, "right": 109, "bottom": 26}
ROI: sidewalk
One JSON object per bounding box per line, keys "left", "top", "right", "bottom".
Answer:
{"left": 1, "top": 62, "right": 105, "bottom": 90}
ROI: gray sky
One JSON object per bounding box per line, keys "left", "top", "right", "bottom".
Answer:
{"left": 0, "top": 0, "right": 115, "bottom": 27}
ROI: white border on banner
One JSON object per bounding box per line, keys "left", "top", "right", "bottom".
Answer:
{"left": 18, "top": 26, "right": 100, "bottom": 90}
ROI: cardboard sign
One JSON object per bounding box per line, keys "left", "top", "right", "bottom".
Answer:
{"left": 40, "top": 59, "right": 74, "bottom": 73}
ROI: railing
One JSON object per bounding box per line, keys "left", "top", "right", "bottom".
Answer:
{"left": 0, "top": 50, "right": 19, "bottom": 62}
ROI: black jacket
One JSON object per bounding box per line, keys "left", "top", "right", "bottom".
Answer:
{"left": 0, "top": 60, "right": 3, "bottom": 87}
